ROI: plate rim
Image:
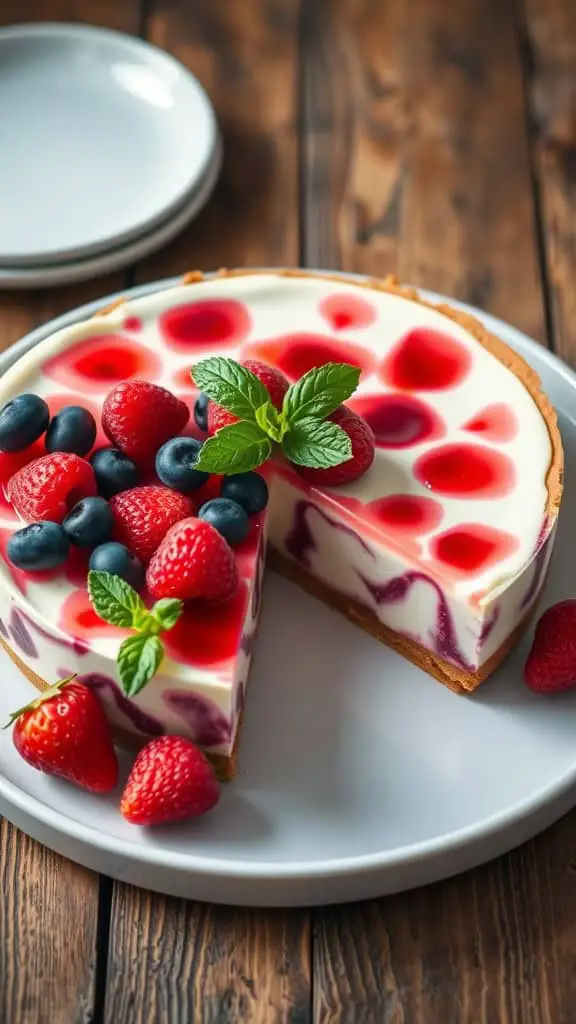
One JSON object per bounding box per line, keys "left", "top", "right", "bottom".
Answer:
{"left": 0, "top": 139, "right": 222, "bottom": 289}
{"left": 0, "top": 22, "right": 219, "bottom": 267}
{"left": 1, "top": 274, "right": 575, "bottom": 895}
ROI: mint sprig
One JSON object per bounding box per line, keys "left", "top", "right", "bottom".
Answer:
{"left": 193, "top": 357, "right": 361, "bottom": 475}
{"left": 192, "top": 357, "right": 269, "bottom": 421}
{"left": 282, "top": 418, "right": 352, "bottom": 468}
{"left": 282, "top": 363, "right": 360, "bottom": 425}
{"left": 87, "top": 571, "right": 183, "bottom": 697}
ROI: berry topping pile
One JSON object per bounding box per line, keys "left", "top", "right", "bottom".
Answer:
{"left": 0, "top": 356, "right": 370, "bottom": 702}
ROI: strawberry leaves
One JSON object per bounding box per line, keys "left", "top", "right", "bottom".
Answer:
{"left": 193, "top": 357, "right": 361, "bottom": 475}
{"left": 88, "top": 571, "right": 183, "bottom": 696}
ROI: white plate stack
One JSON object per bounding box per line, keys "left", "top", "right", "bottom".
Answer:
{"left": 0, "top": 23, "right": 221, "bottom": 288}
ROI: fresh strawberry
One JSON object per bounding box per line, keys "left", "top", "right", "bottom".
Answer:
{"left": 146, "top": 517, "right": 238, "bottom": 602}
{"left": 524, "top": 600, "right": 576, "bottom": 694}
{"left": 102, "top": 380, "right": 189, "bottom": 464}
{"left": 110, "top": 485, "right": 193, "bottom": 564}
{"left": 10, "top": 677, "right": 118, "bottom": 793}
{"left": 120, "top": 735, "right": 220, "bottom": 826}
{"left": 8, "top": 451, "right": 97, "bottom": 523}
{"left": 207, "top": 359, "right": 289, "bottom": 434}
{"left": 295, "top": 405, "right": 375, "bottom": 487}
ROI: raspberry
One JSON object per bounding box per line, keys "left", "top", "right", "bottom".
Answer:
{"left": 295, "top": 405, "right": 376, "bottom": 487}
{"left": 146, "top": 517, "right": 239, "bottom": 602}
{"left": 110, "top": 485, "right": 193, "bottom": 564}
{"left": 8, "top": 452, "right": 97, "bottom": 523}
{"left": 102, "top": 381, "right": 189, "bottom": 464}
{"left": 207, "top": 359, "right": 289, "bottom": 434}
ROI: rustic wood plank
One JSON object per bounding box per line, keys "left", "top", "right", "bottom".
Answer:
{"left": 300, "top": 0, "right": 547, "bottom": 342}
{"left": 315, "top": 814, "right": 576, "bottom": 1024}
{"left": 522, "top": 0, "right": 576, "bottom": 365}
{"left": 105, "top": 4, "right": 310, "bottom": 1023}
{"left": 134, "top": 0, "right": 300, "bottom": 280}
{"left": 0, "top": 4, "right": 141, "bottom": 1024}
{"left": 0, "top": 827, "right": 101, "bottom": 1024}
{"left": 105, "top": 887, "right": 311, "bottom": 1024}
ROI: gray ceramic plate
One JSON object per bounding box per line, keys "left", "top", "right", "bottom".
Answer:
{"left": 0, "top": 278, "right": 574, "bottom": 907}
{"left": 0, "top": 24, "right": 218, "bottom": 267}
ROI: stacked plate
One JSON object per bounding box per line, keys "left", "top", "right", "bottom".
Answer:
{"left": 0, "top": 23, "right": 221, "bottom": 288}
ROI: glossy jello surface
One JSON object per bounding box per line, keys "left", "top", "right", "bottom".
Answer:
{"left": 0, "top": 272, "right": 562, "bottom": 749}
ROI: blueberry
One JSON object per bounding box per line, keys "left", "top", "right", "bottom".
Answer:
{"left": 155, "top": 436, "right": 209, "bottom": 493}
{"left": 199, "top": 498, "right": 250, "bottom": 546}
{"left": 89, "top": 542, "right": 145, "bottom": 590}
{"left": 221, "top": 472, "right": 268, "bottom": 515}
{"left": 193, "top": 392, "right": 209, "bottom": 432}
{"left": 0, "top": 394, "right": 50, "bottom": 452}
{"left": 7, "top": 521, "right": 69, "bottom": 570}
{"left": 63, "top": 497, "right": 114, "bottom": 549}
{"left": 90, "top": 447, "right": 139, "bottom": 498}
{"left": 45, "top": 405, "right": 97, "bottom": 456}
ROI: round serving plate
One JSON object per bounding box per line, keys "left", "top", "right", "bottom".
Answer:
{"left": 0, "top": 139, "right": 222, "bottom": 289}
{"left": 0, "top": 23, "right": 218, "bottom": 267}
{"left": 0, "top": 275, "right": 575, "bottom": 908}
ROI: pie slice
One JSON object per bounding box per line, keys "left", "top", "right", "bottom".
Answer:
{"left": 0, "top": 271, "right": 563, "bottom": 779}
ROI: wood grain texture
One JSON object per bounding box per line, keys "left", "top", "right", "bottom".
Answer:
{"left": 314, "top": 813, "right": 576, "bottom": 1024}
{"left": 300, "top": 0, "right": 547, "bottom": 342}
{"left": 105, "top": 4, "right": 310, "bottom": 1023}
{"left": 0, "top": 4, "right": 140, "bottom": 1024}
{"left": 135, "top": 0, "right": 300, "bottom": 281}
{"left": 0, "top": 828, "right": 99, "bottom": 1024}
{"left": 105, "top": 887, "right": 311, "bottom": 1024}
{"left": 523, "top": 0, "right": 576, "bottom": 364}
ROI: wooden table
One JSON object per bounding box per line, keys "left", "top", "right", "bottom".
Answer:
{"left": 1, "top": 1, "right": 575, "bottom": 1021}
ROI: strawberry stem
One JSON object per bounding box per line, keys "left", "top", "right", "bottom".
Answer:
{"left": 3, "top": 675, "right": 77, "bottom": 729}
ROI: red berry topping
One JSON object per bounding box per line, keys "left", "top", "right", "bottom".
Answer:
{"left": 120, "top": 735, "right": 220, "bottom": 826}
{"left": 146, "top": 517, "right": 239, "bottom": 602}
{"left": 8, "top": 452, "right": 97, "bottom": 523}
{"left": 11, "top": 678, "right": 118, "bottom": 793}
{"left": 524, "top": 601, "right": 576, "bottom": 694}
{"left": 110, "top": 485, "right": 193, "bottom": 564}
{"left": 102, "top": 381, "right": 189, "bottom": 464}
{"left": 295, "top": 405, "right": 376, "bottom": 487}
{"left": 207, "top": 359, "right": 289, "bottom": 434}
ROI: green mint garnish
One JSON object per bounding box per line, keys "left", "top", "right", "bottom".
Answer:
{"left": 117, "top": 634, "right": 164, "bottom": 698}
{"left": 192, "top": 357, "right": 269, "bottom": 422}
{"left": 195, "top": 421, "right": 273, "bottom": 474}
{"left": 87, "top": 571, "right": 183, "bottom": 697}
{"left": 192, "top": 357, "right": 361, "bottom": 475}
{"left": 282, "top": 363, "right": 360, "bottom": 425}
{"left": 282, "top": 417, "right": 352, "bottom": 469}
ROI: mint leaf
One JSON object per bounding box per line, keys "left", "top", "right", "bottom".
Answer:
{"left": 150, "top": 598, "right": 183, "bottom": 632}
{"left": 282, "top": 417, "right": 352, "bottom": 469}
{"left": 255, "top": 401, "right": 285, "bottom": 442}
{"left": 88, "top": 570, "right": 147, "bottom": 628}
{"left": 195, "top": 421, "right": 272, "bottom": 474}
{"left": 117, "top": 634, "right": 164, "bottom": 697}
{"left": 282, "top": 363, "right": 361, "bottom": 425}
{"left": 192, "top": 357, "right": 269, "bottom": 421}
